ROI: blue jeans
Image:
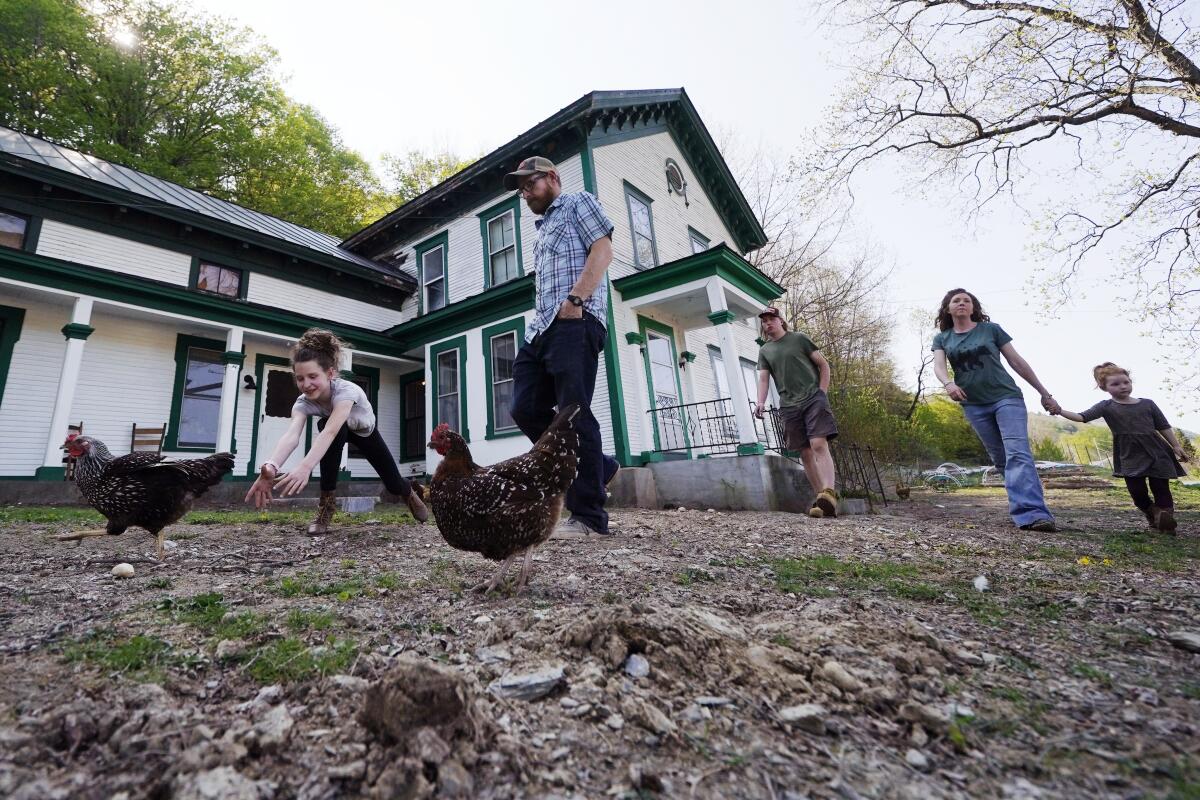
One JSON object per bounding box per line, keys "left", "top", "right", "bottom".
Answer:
{"left": 510, "top": 312, "right": 618, "bottom": 534}
{"left": 962, "top": 398, "right": 1054, "bottom": 527}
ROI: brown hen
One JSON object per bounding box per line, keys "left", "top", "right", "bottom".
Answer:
{"left": 427, "top": 404, "right": 579, "bottom": 594}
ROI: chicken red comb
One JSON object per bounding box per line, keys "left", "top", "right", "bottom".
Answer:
{"left": 66, "top": 433, "right": 79, "bottom": 441}
{"left": 433, "top": 423, "right": 451, "bottom": 434}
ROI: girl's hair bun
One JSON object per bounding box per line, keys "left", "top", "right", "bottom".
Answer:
{"left": 1092, "top": 361, "right": 1130, "bottom": 389}
{"left": 292, "top": 328, "right": 350, "bottom": 371}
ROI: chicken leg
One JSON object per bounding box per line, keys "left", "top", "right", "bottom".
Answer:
{"left": 514, "top": 549, "right": 536, "bottom": 592}
{"left": 472, "top": 554, "right": 516, "bottom": 595}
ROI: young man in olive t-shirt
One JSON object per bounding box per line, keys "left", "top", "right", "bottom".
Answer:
{"left": 755, "top": 306, "right": 839, "bottom": 517}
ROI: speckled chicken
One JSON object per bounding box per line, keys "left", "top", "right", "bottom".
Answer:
{"left": 427, "top": 404, "right": 580, "bottom": 594}
{"left": 56, "top": 434, "right": 233, "bottom": 559}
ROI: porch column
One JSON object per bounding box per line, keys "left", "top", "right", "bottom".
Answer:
{"left": 40, "top": 296, "right": 95, "bottom": 473}
{"left": 215, "top": 327, "right": 244, "bottom": 454}
{"left": 704, "top": 280, "right": 761, "bottom": 454}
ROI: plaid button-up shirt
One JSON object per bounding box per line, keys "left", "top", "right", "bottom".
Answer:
{"left": 526, "top": 191, "right": 614, "bottom": 342}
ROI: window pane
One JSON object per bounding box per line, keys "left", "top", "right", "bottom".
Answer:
{"left": 690, "top": 234, "right": 708, "bottom": 254}
{"left": 215, "top": 267, "right": 240, "bottom": 297}
{"left": 438, "top": 394, "right": 458, "bottom": 431}
{"left": 710, "top": 350, "right": 730, "bottom": 398}
{"left": 0, "top": 211, "right": 26, "bottom": 250}
{"left": 493, "top": 379, "right": 514, "bottom": 430}
{"left": 488, "top": 212, "right": 514, "bottom": 252}
{"left": 404, "top": 381, "right": 424, "bottom": 419}
{"left": 629, "top": 196, "right": 651, "bottom": 237}
{"left": 635, "top": 234, "right": 655, "bottom": 267}
{"left": 178, "top": 347, "right": 223, "bottom": 447}
{"left": 490, "top": 246, "right": 517, "bottom": 285}
{"left": 422, "top": 246, "right": 444, "bottom": 283}
{"left": 426, "top": 277, "right": 445, "bottom": 311}
{"left": 491, "top": 334, "right": 515, "bottom": 381}
{"left": 437, "top": 351, "right": 457, "bottom": 394}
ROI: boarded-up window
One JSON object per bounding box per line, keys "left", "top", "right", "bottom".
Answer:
{"left": 0, "top": 211, "right": 27, "bottom": 250}
{"left": 196, "top": 262, "right": 242, "bottom": 298}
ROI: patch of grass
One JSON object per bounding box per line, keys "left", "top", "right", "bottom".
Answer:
{"left": 889, "top": 581, "right": 944, "bottom": 602}
{"left": 1071, "top": 661, "right": 1114, "bottom": 688}
{"left": 768, "top": 555, "right": 940, "bottom": 603}
{"left": 148, "top": 577, "right": 173, "bottom": 589}
{"left": 675, "top": 567, "right": 717, "bottom": 586}
{"left": 601, "top": 591, "right": 620, "bottom": 604}
{"left": 374, "top": 572, "right": 402, "bottom": 590}
{"left": 1033, "top": 544, "right": 1074, "bottom": 561}
{"left": 160, "top": 592, "right": 228, "bottom": 631}
{"left": 340, "top": 559, "right": 357, "bottom": 569}
{"left": 956, "top": 589, "right": 1007, "bottom": 626}
{"left": 0, "top": 506, "right": 105, "bottom": 524}
{"left": 286, "top": 609, "right": 334, "bottom": 632}
{"left": 273, "top": 572, "right": 365, "bottom": 601}
{"left": 708, "top": 556, "right": 753, "bottom": 568}
{"left": 427, "top": 558, "right": 463, "bottom": 592}
{"left": 1099, "top": 534, "right": 1200, "bottom": 572}
{"left": 770, "top": 633, "right": 794, "bottom": 648}
{"left": 63, "top": 630, "right": 197, "bottom": 680}
{"left": 216, "top": 612, "right": 269, "bottom": 640}
{"left": 989, "top": 685, "right": 1025, "bottom": 703}
{"left": 244, "top": 636, "right": 358, "bottom": 684}
{"left": 1182, "top": 684, "right": 1200, "bottom": 700}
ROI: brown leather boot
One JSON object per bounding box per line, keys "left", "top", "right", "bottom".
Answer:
{"left": 308, "top": 490, "right": 337, "bottom": 535}
{"left": 379, "top": 486, "right": 430, "bottom": 523}
{"left": 1152, "top": 506, "right": 1178, "bottom": 534}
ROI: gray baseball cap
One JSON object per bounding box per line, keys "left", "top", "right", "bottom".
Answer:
{"left": 503, "top": 156, "right": 557, "bottom": 190}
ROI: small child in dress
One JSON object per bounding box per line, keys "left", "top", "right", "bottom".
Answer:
{"left": 1054, "top": 362, "right": 1187, "bottom": 533}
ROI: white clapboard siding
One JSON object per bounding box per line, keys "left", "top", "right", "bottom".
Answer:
{"left": 36, "top": 219, "right": 192, "bottom": 285}
{"left": 345, "top": 357, "right": 406, "bottom": 480}
{"left": 684, "top": 321, "right": 764, "bottom": 406}
{"left": 0, "top": 301, "right": 68, "bottom": 475}
{"left": 245, "top": 273, "right": 405, "bottom": 331}
{"left": 592, "top": 131, "right": 740, "bottom": 280}
{"left": 388, "top": 154, "right": 585, "bottom": 312}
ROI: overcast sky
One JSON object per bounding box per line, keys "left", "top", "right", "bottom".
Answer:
{"left": 184, "top": 0, "right": 1197, "bottom": 430}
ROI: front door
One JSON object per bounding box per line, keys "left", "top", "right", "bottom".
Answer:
{"left": 642, "top": 324, "right": 689, "bottom": 453}
{"left": 257, "top": 362, "right": 307, "bottom": 474}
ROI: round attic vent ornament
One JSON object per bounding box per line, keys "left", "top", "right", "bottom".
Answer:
{"left": 664, "top": 158, "right": 689, "bottom": 207}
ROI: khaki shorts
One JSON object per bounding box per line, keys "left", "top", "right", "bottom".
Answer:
{"left": 779, "top": 391, "right": 838, "bottom": 451}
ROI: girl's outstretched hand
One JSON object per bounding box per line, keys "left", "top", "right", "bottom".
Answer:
{"left": 245, "top": 464, "right": 277, "bottom": 509}
{"left": 276, "top": 464, "right": 313, "bottom": 497}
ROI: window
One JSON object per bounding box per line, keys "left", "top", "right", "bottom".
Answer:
{"left": 688, "top": 227, "right": 710, "bottom": 254}
{"left": 639, "top": 317, "right": 688, "bottom": 453}
{"left": 482, "top": 317, "right": 525, "bottom": 438}
{"left": 192, "top": 261, "right": 243, "bottom": 299}
{"left": 0, "top": 210, "right": 28, "bottom": 250}
{"left": 166, "top": 335, "right": 227, "bottom": 451}
{"left": 479, "top": 196, "right": 524, "bottom": 288}
{"left": 399, "top": 372, "right": 426, "bottom": 461}
{"left": 624, "top": 182, "right": 658, "bottom": 269}
{"left": 708, "top": 346, "right": 779, "bottom": 411}
{"left": 415, "top": 232, "right": 449, "bottom": 313}
{"left": 429, "top": 336, "right": 467, "bottom": 437}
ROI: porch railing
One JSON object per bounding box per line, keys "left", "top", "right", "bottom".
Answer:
{"left": 645, "top": 397, "right": 785, "bottom": 456}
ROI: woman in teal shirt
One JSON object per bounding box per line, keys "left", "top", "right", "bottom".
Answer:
{"left": 931, "top": 289, "right": 1059, "bottom": 532}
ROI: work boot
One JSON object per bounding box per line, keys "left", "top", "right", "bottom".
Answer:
{"left": 1141, "top": 507, "right": 1156, "bottom": 530}
{"left": 814, "top": 487, "right": 839, "bottom": 518}
{"left": 380, "top": 486, "right": 430, "bottom": 523}
{"left": 1152, "top": 506, "right": 1178, "bottom": 534}
{"left": 308, "top": 490, "right": 337, "bottom": 535}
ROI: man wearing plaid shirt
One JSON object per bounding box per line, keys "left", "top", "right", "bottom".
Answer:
{"left": 504, "top": 156, "right": 620, "bottom": 536}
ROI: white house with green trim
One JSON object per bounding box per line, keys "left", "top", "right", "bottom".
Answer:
{"left": 1, "top": 88, "right": 791, "bottom": 501}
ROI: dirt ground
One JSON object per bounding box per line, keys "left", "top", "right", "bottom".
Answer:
{"left": 0, "top": 485, "right": 1197, "bottom": 800}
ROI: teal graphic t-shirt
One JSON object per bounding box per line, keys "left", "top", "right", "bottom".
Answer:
{"left": 931, "top": 321, "right": 1022, "bottom": 406}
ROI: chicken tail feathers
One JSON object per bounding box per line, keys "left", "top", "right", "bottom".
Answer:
{"left": 172, "top": 452, "right": 235, "bottom": 495}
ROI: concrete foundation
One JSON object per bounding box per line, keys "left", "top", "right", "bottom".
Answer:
{"left": 609, "top": 454, "right": 816, "bottom": 513}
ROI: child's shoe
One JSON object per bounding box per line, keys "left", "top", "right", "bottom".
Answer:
{"left": 1152, "top": 506, "right": 1178, "bottom": 534}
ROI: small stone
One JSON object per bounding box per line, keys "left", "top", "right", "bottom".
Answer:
{"left": 173, "top": 766, "right": 274, "bottom": 800}
{"left": 1136, "top": 688, "right": 1159, "bottom": 706}
{"left": 910, "top": 724, "right": 928, "bottom": 747}
{"left": 236, "top": 685, "right": 281, "bottom": 712}
{"left": 550, "top": 746, "right": 570, "bottom": 761}
{"left": 605, "top": 713, "right": 625, "bottom": 731}
{"left": 253, "top": 705, "right": 293, "bottom": 752}
{"left": 112, "top": 563, "right": 135, "bottom": 579}
{"left": 559, "top": 696, "right": 580, "bottom": 709}
{"left": 947, "top": 702, "right": 975, "bottom": 720}
{"left": 329, "top": 674, "right": 368, "bottom": 693}
{"left": 437, "top": 759, "right": 474, "bottom": 799}
{"left": 624, "top": 654, "right": 650, "bottom": 679}
{"left": 327, "top": 761, "right": 365, "bottom": 780}
{"left": 487, "top": 665, "right": 565, "bottom": 701}
{"left": 215, "top": 640, "right": 246, "bottom": 661}
{"left": 621, "top": 697, "right": 676, "bottom": 737}
{"left": 905, "top": 749, "right": 930, "bottom": 771}
{"left": 163, "top": 540, "right": 178, "bottom": 551}
{"left": 778, "top": 703, "right": 826, "bottom": 734}
{"left": 677, "top": 506, "right": 687, "bottom": 512}
{"left": 475, "top": 645, "right": 512, "bottom": 664}
{"left": 899, "top": 701, "right": 948, "bottom": 734}
{"left": 694, "top": 696, "right": 734, "bottom": 707}
{"left": 473, "top": 615, "right": 493, "bottom": 625}
{"left": 819, "top": 660, "right": 864, "bottom": 692}
{"left": 1166, "top": 630, "right": 1200, "bottom": 653}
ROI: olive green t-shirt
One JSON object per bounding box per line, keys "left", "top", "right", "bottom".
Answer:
{"left": 757, "top": 331, "right": 821, "bottom": 408}
{"left": 930, "top": 321, "right": 1022, "bottom": 405}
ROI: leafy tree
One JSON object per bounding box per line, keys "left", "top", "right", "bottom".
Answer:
{"left": 375, "top": 150, "right": 476, "bottom": 206}
{"left": 1032, "top": 437, "right": 1067, "bottom": 462}
{"left": 911, "top": 396, "right": 988, "bottom": 464}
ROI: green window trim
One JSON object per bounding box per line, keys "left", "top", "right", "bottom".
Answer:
{"left": 0, "top": 207, "right": 37, "bottom": 253}
{"left": 188, "top": 257, "right": 249, "bottom": 301}
{"left": 637, "top": 315, "right": 690, "bottom": 455}
{"left": 688, "top": 226, "right": 710, "bottom": 253}
{"left": 398, "top": 370, "right": 426, "bottom": 462}
{"left": 478, "top": 196, "right": 525, "bottom": 289}
{"left": 165, "top": 333, "right": 229, "bottom": 453}
{"left": 481, "top": 316, "right": 526, "bottom": 440}
{"left": 415, "top": 231, "right": 450, "bottom": 315}
{"left": 623, "top": 181, "right": 660, "bottom": 270}
{"left": 0, "top": 304, "right": 26, "bottom": 411}
{"left": 429, "top": 335, "right": 469, "bottom": 441}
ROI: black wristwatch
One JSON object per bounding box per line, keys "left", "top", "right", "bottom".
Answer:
{"left": 566, "top": 294, "right": 584, "bottom": 307}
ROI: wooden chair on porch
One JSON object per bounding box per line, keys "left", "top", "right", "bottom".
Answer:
{"left": 130, "top": 422, "right": 167, "bottom": 454}
{"left": 63, "top": 421, "right": 83, "bottom": 481}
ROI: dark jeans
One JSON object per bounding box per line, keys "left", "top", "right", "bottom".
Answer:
{"left": 511, "top": 312, "right": 617, "bottom": 533}
{"left": 1124, "top": 476, "right": 1174, "bottom": 511}
{"left": 317, "top": 418, "right": 411, "bottom": 497}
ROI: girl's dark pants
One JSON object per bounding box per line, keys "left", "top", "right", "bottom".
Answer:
{"left": 510, "top": 313, "right": 616, "bottom": 534}
{"left": 317, "top": 418, "right": 411, "bottom": 497}
{"left": 1124, "top": 476, "right": 1173, "bottom": 511}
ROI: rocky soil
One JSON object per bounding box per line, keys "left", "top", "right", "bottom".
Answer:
{"left": 0, "top": 485, "right": 1197, "bottom": 799}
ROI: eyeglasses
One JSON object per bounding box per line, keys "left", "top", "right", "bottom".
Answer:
{"left": 517, "top": 173, "right": 546, "bottom": 196}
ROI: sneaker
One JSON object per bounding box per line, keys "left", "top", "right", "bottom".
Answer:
{"left": 814, "top": 488, "right": 838, "bottom": 518}
{"left": 1020, "top": 518, "right": 1058, "bottom": 532}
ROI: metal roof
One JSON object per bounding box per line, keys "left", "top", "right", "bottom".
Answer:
{"left": 0, "top": 125, "right": 409, "bottom": 284}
